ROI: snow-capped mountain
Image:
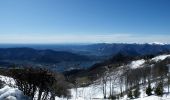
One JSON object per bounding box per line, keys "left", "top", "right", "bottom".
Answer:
{"left": 148, "top": 42, "right": 168, "bottom": 45}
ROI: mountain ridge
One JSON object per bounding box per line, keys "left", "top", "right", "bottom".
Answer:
{"left": 0, "top": 47, "right": 90, "bottom": 65}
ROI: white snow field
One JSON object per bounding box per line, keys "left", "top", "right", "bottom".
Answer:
{"left": 59, "top": 54, "right": 170, "bottom": 100}
{"left": 64, "top": 82, "right": 170, "bottom": 100}
{"left": 129, "top": 59, "right": 145, "bottom": 69}
{"left": 0, "top": 86, "right": 25, "bottom": 100}
{"left": 0, "top": 75, "right": 28, "bottom": 100}
{"left": 0, "top": 75, "right": 15, "bottom": 86}
{"left": 151, "top": 54, "right": 170, "bottom": 62}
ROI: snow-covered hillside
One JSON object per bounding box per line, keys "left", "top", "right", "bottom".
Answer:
{"left": 129, "top": 54, "right": 170, "bottom": 69}
{"left": 61, "top": 54, "right": 170, "bottom": 100}
{"left": 0, "top": 54, "right": 170, "bottom": 100}
{"left": 0, "top": 86, "right": 27, "bottom": 100}
{"left": 151, "top": 54, "right": 170, "bottom": 62}
{"left": 0, "top": 75, "right": 28, "bottom": 100}
{"left": 129, "top": 59, "right": 145, "bottom": 69}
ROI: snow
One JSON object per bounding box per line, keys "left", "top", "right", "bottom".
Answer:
{"left": 0, "top": 75, "right": 15, "bottom": 86}
{"left": 62, "top": 54, "right": 170, "bottom": 100}
{"left": 148, "top": 42, "right": 168, "bottom": 45}
{"left": 131, "top": 86, "right": 170, "bottom": 100}
{"left": 0, "top": 86, "right": 26, "bottom": 100}
{"left": 120, "top": 83, "right": 170, "bottom": 100}
{"left": 134, "top": 95, "right": 162, "bottom": 100}
{"left": 129, "top": 54, "right": 170, "bottom": 69}
{"left": 68, "top": 85, "right": 103, "bottom": 99}
{"left": 0, "top": 75, "right": 28, "bottom": 100}
{"left": 56, "top": 84, "right": 170, "bottom": 100}
{"left": 1, "top": 54, "right": 170, "bottom": 100}
{"left": 151, "top": 54, "right": 170, "bottom": 62}
{"left": 129, "top": 59, "right": 145, "bottom": 69}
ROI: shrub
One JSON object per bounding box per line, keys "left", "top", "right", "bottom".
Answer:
{"left": 0, "top": 80, "right": 4, "bottom": 89}
{"left": 154, "top": 82, "right": 163, "bottom": 96}
{"left": 146, "top": 83, "right": 152, "bottom": 96}
{"left": 108, "top": 95, "right": 116, "bottom": 100}
{"left": 128, "top": 90, "right": 133, "bottom": 99}
{"left": 134, "top": 86, "right": 140, "bottom": 98}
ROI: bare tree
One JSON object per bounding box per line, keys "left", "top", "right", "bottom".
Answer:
{"left": 9, "top": 68, "right": 70, "bottom": 100}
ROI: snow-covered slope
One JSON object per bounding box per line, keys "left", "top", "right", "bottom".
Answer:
{"left": 0, "top": 75, "right": 28, "bottom": 100}
{"left": 151, "top": 54, "right": 170, "bottom": 62}
{"left": 0, "top": 75, "right": 15, "bottom": 86}
{"left": 0, "top": 86, "right": 27, "bottom": 100}
{"left": 62, "top": 54, "right": 170, "bottom": 100}
{"left": 1, "top": 54, "right": 170, "bottom": 100}
{"left": 129, "top": 59, "right": 145, "bottom": 69}
{"left": 129, "top": 54, "right": 170, "bottom": 69}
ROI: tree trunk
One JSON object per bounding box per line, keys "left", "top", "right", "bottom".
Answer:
{"left": 38, "top": 89, "right": 43, "bottom": 100}
{"left": 110, "top": 78, "right": 112, "bottom": 96}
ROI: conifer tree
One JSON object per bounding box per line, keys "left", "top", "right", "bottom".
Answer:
{"left": 154, "top": 82, "right": 163, "bottom": 96}
{"left": 134, "top": 86, "right": 140, "bottom": 98}
{"left": 146, "top": 82, "right": 152, "bottom": 96}
{"left": 128, "top": 90, "right": 133, "bottom": 99}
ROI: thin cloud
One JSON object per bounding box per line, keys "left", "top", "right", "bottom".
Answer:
{"left": 0, "top": 33, "right": 169, "bottom": 44}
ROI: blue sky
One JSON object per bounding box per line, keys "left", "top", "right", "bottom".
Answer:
{"left": 0, "top": 0, "right": 170, "bottom": 44}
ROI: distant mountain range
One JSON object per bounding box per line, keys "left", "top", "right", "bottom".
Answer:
{"left": 0, "top": 43, "right": 170, "bottom": 57}
{"left": 0, "top": 48, "right": 90, "bottom": 67}
{"left": 0, "top": 43, "right": 170, "bottom": 71}
{"left": 81, "top": 43, "right": 170, "bottom": 56}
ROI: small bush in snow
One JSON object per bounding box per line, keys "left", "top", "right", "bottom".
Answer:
{"left": 154, "top": 82, "right": 163, "bottom": 96}
{"left": 108, "top": 95, "right": 116, "bottom": 100}
{"left": 134, "top": 86, "right": 140, "bottom": 98}
{"left": 146, "top": 83, "right": 152, "bottom": 96}
{"left": 0, "top": 80, "right": 4, "bottom": 89}
{"left": 128, "top": 90, "right": 133, "bottom": 99}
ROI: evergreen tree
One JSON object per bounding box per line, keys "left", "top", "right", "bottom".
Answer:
{"left": 0, "top": 80, "right": 4, "bottom": 89}
{"left": 134, "top": 86, "right": 140, "bottom": 98}
{"left": 154, "top": 82, "right": 163, "bottom": 96}
{"left": 146, "top": 83, "right": 152, "bottom": 96}
{"left": 128, "top": 90, "right": 133, "bottom": 99}
{"left": 108, "top": 95, "right": 116, "bottom": 100}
